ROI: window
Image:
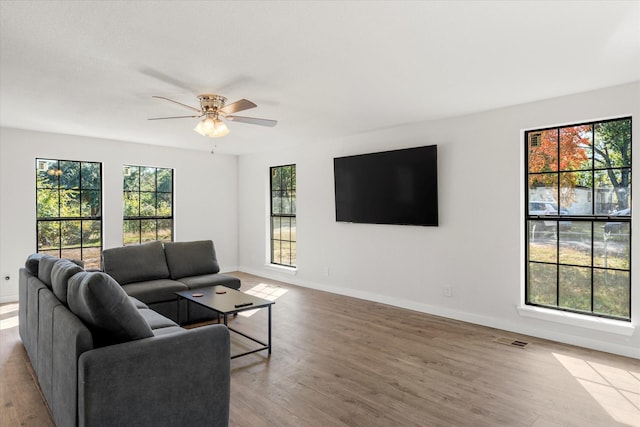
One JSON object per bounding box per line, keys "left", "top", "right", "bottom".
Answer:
{"left": 525, "top": 117, "right": 631, "bottom": 321}
{"left": 36, "top": 158, "right": 102, "bottom": 269}
{"left": 123, "top": 165, "right": 173, "bottom": 245}
{"left": 270, "top": 165, "right": 296, "bottom": 267}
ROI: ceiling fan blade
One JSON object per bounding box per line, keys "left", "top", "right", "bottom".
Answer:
{"left": 152, "top": 96, "right": 202, "bottom": 113}
{"left": 227, "top": 115, "right": 278, "bottom": 127}
{"left": 148, "top": 115, "right": 201, "bottom": 120}
{"left": 220, "top": 99, "right": 257, "bottom": 115}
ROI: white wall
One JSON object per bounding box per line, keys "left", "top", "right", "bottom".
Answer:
{"left": 238, "top": 82, "right": 640, "bottom": 358}
{"left": 0, "top": 128, "right": 239, "bottom": 302}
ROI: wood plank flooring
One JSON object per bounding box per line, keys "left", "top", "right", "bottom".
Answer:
{"left": 2, "top": 272, "right": 639, "bottom": 426}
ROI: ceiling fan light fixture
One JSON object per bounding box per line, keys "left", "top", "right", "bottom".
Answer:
{"left": 194, "top": 116, "right": 230, "bottom": 138}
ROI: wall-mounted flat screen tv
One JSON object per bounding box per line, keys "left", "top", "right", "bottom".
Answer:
{"left": 334, "top": 145, "right": 438, "bottom": 226}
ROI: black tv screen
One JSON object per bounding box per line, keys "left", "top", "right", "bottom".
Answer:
{"left": 334, "top": 145, "right": 438, "bottom": 226}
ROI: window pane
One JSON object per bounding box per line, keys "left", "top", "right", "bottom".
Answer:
{"left": 37, "top": 159, "right": 58, "bottom": 188}
{"left": 559, "top": 171, "right": 591, "bottom": 214}
{"left": 157, "top": 219, "right": 172, "bottom": 242}
{"left": 123, "top": 166, "right": 139, "bottom": 191}
{"left": 594, "top": 119, "right": 631, "bottom": 169}
{"left": 82, "top": 220, "right": 101, "bottom": 246}
{"left": 272, "top": 240, "right": 281, "bottom": 264}
{"left": 82, "top": 247, "right": 101, "bottom": 270}
{"left": 81, "top": 190, "right": 100, "bottom": 217}
{"left": 559, "top": 125, "right": 591, "bottom": 171}
{"left": 59, "top": 161, "right": 80, "bottom": 189}
{"left": 38, "top": 221, "right": 60, "bottom": 250}
{"left": 140, "top": 167, "right": 156, "bottom": 192}
{"left": 528, "top": 222, "right": 557, "bottom": 263}
{"left": 528, "top": 263, "right": 557, "bottom": 306}
{"left": 594, "top": 169, "right": 631, "bottom": 214}
{"left": 60, "top": 190, "right": 81, "bottom": 217}
{"left": 61, "top": 248, "right": 82, "bottom": 260}
{"left": 559, "top": 222, "right": 591, "bottom": 266}
{"left": 37, "top": 189, "right": 59, "bottom": 218}
{"left": 528, "top": 176, "right": 558, "bottom": 213}
{"left": 81, "top": 162, "right": 101, "bottom": 189}
{"left": 528, "top": 128, "right": 558, "bottom": 173}
{"left": 594, "top": 269, "right": 630, "bottom": 319}
{"left": 290, "top": 241, "right": 297, "bottom": 266}
{"left": 595, "top": 222, "right": 630, "bottom": 270}
{"left": 272, "top": 216, "right": 281, "bottom": 239}
{"left": 157, "top": 193, "right": 172, "bottom": 217}
{"left": 558, "top": 265, "right": 591, "bottom": 312}
{"left": 290, "top": 217, "right": 297, "bottom": 242}
{"left": 157, "top": 168, "right": 172, "bottom": 192}
{"left": 124, "top": 219, "right": 140, "bottom": 245}
{"left": 140, "top": 193, "right": 156, "bottom": 216}
{"left": 140, "top": 219, "right": 156, "bottom": 242}
{"left": 61, "top": 220, "right": 81, "bottom": 248}
{"left": 124, "top": 191, "right": 140, "bottom": 216}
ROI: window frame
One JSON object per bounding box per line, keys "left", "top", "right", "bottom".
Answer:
{"left": 35, "top": 158, "right": 103, "bottom": 269}
{"left": 270, "top": 164, "right": 297, "bottom": 267}
{"left": 524, "top": 117, "right": 632, "bottom": 322}
{"left": 123, "top": 165, "right": 174, "bottom": 245}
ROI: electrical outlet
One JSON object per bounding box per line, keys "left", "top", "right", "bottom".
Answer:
{"left": 443, "top": 286, "right": 452, "bottom": 297}
{"left": 323, "top": 267, "right": 330, "bottom": 277}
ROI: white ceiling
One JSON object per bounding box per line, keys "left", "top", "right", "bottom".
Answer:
{"left": 1, "top": 1, "right": 639, "bottom": 155}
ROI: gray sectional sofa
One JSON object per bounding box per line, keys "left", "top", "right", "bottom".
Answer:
{"left": 102, "top": 240, "right": 241, "bottom": 324}
{"left": 18, "top": 245, "right": 232, "bottom": 427}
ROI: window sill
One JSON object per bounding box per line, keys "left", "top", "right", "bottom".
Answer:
{"left": 517, "top": 305, "right": 635, "bottom": 336}
{"left": 265, "top": 263, "right": 297, "bottom": 276}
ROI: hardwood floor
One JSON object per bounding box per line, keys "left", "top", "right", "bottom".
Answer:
{"left": 2, "top": 272, "right": 639, "bottom": 426}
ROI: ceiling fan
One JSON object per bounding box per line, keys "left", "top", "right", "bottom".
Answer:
{"left": 149, "top": 94, "right": 277, "bottom": 138}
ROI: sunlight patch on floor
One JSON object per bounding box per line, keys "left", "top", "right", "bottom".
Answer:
{"left": 0, "top": 303, "right": 19, "bottom": 330}
{"left": 553, "top": 353, "right": 640, "bottom": 426}
{"left": 239, "top": 283, "right": 288, "bottom": 317}
{"left": 0, "top": 303, "right": 18, "bottom": 315}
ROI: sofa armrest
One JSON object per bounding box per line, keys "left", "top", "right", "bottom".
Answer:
{"left": 78, "top": 324, "right": 230, "bottom": 427}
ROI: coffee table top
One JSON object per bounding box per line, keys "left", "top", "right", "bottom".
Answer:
{"left": 175, "top": 285, "right": 274, "bottom": 315}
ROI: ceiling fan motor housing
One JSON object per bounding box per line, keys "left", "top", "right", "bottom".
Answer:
{"left": 198, "top": 94, "right": 227, "bottom": 114}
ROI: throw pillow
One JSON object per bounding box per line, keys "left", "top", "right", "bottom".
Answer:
{"left": 51, "top": 259, "right": 84, "bottom": 305}
{"left": 67, "top": 271, "right": 154, "bottom": 346}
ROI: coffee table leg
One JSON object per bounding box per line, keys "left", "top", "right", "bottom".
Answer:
{"left": 268, "top": 304, "right": 272, "bottom": 354}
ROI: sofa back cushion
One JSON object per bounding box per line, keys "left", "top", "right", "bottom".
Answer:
{"left": 102, "top": 241, "right": 169, "bottom": 285}
{"left": 38, "top": 256, "right": 59, "bottom": 288}
{"left": 25, "top": 253, "right": 54, "bottom": 275}
{"left": 67, "top": 271, "right": 154, "bottom": 346}
{"left": 164, "top": 240, "right": 220, "bottom": 279}
{"left": 51, "top": 259, "right": 84, "bottom": 305}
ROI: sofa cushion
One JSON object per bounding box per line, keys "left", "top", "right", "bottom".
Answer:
{"left": 178, "top": 273, "right": 241, "bottom": 290}
{"left": 25, "top": 253, "right": 54, "bottom": 275}
{"left": 138, "top": 308, "right": 179, "bottom": 330}
{"left": 38, "top": 256, "right": 59, "bottom": 289}
{"left": 67, "top": 271, "right": 154, "bottom": 346}
{"left": 51, "top": 259, "right": 84, "bottom": 305}
{"left": 164, "top": 240, "right": 220, "bottom": 279}
{"left": 102, "top": 241, "right": 170, "bottom": 285}
{"left": 120, "top": 279, "right": 188, "bottom": 304}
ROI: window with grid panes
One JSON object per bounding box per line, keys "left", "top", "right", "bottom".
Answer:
{"left": 36, "top": 158, "right": 102, "bottom": 269}
{"left": 525, "top": 117, "right": 631, "bottom": 321}
{"left": 123, "top": 165, "right": 173, "bottom": 245}
{"left": 270, "top": 165, "right": 296, "bottom": 267}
